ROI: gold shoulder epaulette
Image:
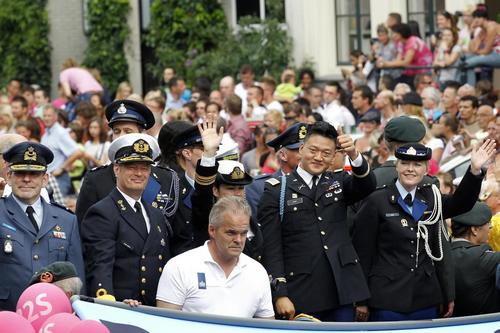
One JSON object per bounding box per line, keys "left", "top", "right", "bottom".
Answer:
{"left": 265, "top": 178, "right": 280, "bottom": 186}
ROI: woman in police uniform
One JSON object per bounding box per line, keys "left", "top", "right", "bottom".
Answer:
{"left": 353, "top": 139, "right": 496, "bottom": 321}
{"left": 451, "top": 202, "right": 500, "bottom": 316}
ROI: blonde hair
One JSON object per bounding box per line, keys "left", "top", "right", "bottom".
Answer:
{"left": 0, "top": 104, "right": 14, "bottom": 132}
{"left": 115, "top": 81, "right": 133, "bottom": 100}
{"left": 264, "top": 109, "right": 283, "bottom": 129}
{"left": 62, "top": 58, "right": 79, "bottom": 70}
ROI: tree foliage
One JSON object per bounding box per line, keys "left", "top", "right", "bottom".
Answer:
{"left": 146, "top": 0, "right": 292, "bottom": 86}
{"left": 0, "top": 0, "right": 51, "bottom": 90}
{"left": 83, "top": 0, "right": 130, "bottom": 95}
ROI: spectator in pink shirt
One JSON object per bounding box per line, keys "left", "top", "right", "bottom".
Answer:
{"left": 59, "top": 58, "right": 102, "bottom": 101}
{"left": 225, "top": 94, "right": 252, "bottom": 155}
{"left": 377, "top": 23, "right": 433, "bottom": 89}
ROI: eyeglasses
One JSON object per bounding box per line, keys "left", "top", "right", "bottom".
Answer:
{"left": 304, "top": 146, "right": 333, "bottom": 159}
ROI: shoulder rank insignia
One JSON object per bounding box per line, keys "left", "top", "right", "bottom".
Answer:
{"left": 265, "top": 178, "right": 280, "bottom": 186}
{"left": 117, "top": 199, "right": 127, "bottom": 211}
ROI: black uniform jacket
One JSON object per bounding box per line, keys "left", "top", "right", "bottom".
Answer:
{"left": 258, "top": 158, "right": 376, "bottom": 313}
{"left": 451, "top": 240, "right": 500, "bottom": 316}
{"left": 81, "top": 188, "right": 171, "bottom": 306}
{"left": 169, "top": 173, "right": 196, "bottom": 255}
{"left": 76, "top": 164, "right": 177, "bottom": 223}
{"left": 191, "top": 161, "right": 264, "bottom": 261}
{"left": 353, "top": 167, "right": 484, "bottom": 313}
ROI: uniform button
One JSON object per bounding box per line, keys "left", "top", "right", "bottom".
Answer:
{"left": 257, "top": 256, "right": 262, "bottom": 261}
{"left": 323, "top": 245, "right": 328, "bottom": 250}
{"left": 410, "top": 227, "right": 414, "bottom": 231}
{"left": 317, "top": 217, "right": 323, "bottom": 221}
{"left": 289, "top": 272, "right": 294, "bottom": 276}
{"left": 293, "top": 207, "right": 297, "bottom": 211}
{"left": 410, "top": 240, "right": 414, "bottom": 244}
{"left": 141, "top": 255, "right": 145, "bottom": 260}
{"left": 334, "top": 197, "right": 339, "bottom": 202}
{"left": 186, "top": 221, "right": 190, "bottom": 224}
{"left": 158, "top": 255, "right": 163, "bottom": 260}
{"left": 141, "top": 290, "right": 146, "bottom": 296}
{"left": 411, "top": 268, "right": 414, "bottom": 272}
{"left": 159, "top": 267, "right": 163, "bottom": 273}
{"left": 315, "top": 203, "right": 319, "bottom": 207}
{"left": 34, "top": 239, "right": 39, "bottom": 244}
{"left": 141, "top": 278, "right": 146, "bottom": 283}
{"left": 33, "top": 255, "right": 39, "bottom": 260}
{"left": 141, "top": 266, "right": 146, "bottom": 272}
{"left": 320, "top": 231, "right": 326, "bottom": 236}
{"left": 410, "top": 254, "right": 414, "bottom": 258}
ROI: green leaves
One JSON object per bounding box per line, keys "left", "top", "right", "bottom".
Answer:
{"left": 145, "top": 0, "right": 293, "bottom": 88}
{"left": 82, "top": 0, "right": 130, "bottom": 95}
{"left": 0, "top": 0, "right": 51, "bottom": 90}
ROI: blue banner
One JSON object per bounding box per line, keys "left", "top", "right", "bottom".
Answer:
{"left": 72, "top": 297, "right": 500, "bottom": 333}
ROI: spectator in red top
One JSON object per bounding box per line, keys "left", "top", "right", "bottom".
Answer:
{"left": 225, "top": 94, "right": 252, "bottom": 155}
{"left": 377, "top": 23, "right": 433, "bottom": 88}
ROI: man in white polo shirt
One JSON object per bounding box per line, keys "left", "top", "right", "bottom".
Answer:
{"left": 156, "top": 196, "right": 274, "bottom": 319}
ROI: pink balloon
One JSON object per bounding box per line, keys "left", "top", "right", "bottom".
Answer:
{"left": 0, "top": 311, "right": 35, "bottom": 333}
{"left": 69, "top": 320, "right": 110, "bottom": 333}
{"left": 39, "top": 313, "right": 81, "bottom": 333}
{"left": 16, "top": 283, "right": 72, "bottom": 332}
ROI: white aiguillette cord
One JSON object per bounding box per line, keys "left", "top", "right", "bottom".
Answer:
{"left": 415, "top": 184, "right": 449, "bottom": 267}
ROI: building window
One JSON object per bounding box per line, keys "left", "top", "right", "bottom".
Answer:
{"left": 335, "top": 0, "right": 371, "bottom": 65}
{"left": 235, "top": 0, "right": 285, "bottom": 23}
{"left": 407, "top": 0, "right": 445, "bottom": 39}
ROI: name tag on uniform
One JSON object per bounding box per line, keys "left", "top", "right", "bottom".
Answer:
{"left": 386, "top": 212, "right": 399, "bottom": 217}
{"left": 53, "top": 231, "right": 66, "bottom": 239}
{"left": 287, "top": 198, "right": 303, "bottom": 206}
{"left": 197, "top": 272, "right": 207, "bottom": 289}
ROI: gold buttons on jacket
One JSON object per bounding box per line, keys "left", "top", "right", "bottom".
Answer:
{"left": 141, "top": 255, "right": 145, "bottom": 260}
{"left": 321, "top": 231, "right": 326, "bottom": 236}
{"left": 158, "top": 255, "right": 163, "bottom": 260}
{"left": 33, "top": 254, "right": 39, "bottom": 260}
{"left": 141, "top": 278, "right": 146, "bottom": 284}
{"left": 141, "top": 266, "right": 146, "bottom": 272}
{"left": 317, "top": 217, "right": 323, "bottom": 221}
{"left": 141, "top": 290, "right": 146, "bottom": 295}
{"left": 159, "top": 267, "right": 163, "bottom": 273}
{"left": 323, "top": 245, "right": 328, "bottom": 250}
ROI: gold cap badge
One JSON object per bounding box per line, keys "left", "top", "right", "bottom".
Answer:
{"left": 133, "top": 140, "right": 150, "bottom": 154}
{"left": 229, "top": 167, "right": 245, "bottom": 180}
{"left": 24, "top": 147, "right": 37, "bottom": 161}
{"left": 298, "top": 126, "right": 307, "bottom": 140}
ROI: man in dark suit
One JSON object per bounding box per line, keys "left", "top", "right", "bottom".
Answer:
{"left": 0, "top": 142, "right": 84, "bottom": 310}
{"left": 76, "top": 100, "right": 178, "bottom": 223}
{"left": 168, "top": 125, "right": 204, "bottom": 255}
{"left": 190, "top": 121, "right": 260, "bottom": 259}
{"left": 258, "top": 121, "right": 376, "bottom": 321}
{"left": 81, "top": 133, "right": 171, "bottom": 306}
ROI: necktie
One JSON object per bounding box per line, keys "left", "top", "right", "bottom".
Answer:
{"left": 134, "top": 202, "right": 149, "bottom": 236}
{"left": 311, "top": 175, "right": 319, "bottom": 192}
{"left": 26, "top": 206, "right": 39, "bottom": 232}
{"left": 404, "top": 193, "right": 413, "bottom": 207}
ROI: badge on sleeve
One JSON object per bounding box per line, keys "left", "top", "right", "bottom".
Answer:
{"left": 197, "top": 272, "right": 207, "bottom": 289}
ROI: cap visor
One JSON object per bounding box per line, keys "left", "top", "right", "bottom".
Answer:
{"left": 116, "top": 156, "right": 154, "bottom": 164}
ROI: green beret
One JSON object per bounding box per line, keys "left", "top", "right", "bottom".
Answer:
{"left": 384, "top": 116, "right": 426, "bottom": 143}
{"left": 29, "top": 261, "right": 78, "bottom": 285}
{"left": 452, "top": 202, "right": 493, "bottom": 226}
